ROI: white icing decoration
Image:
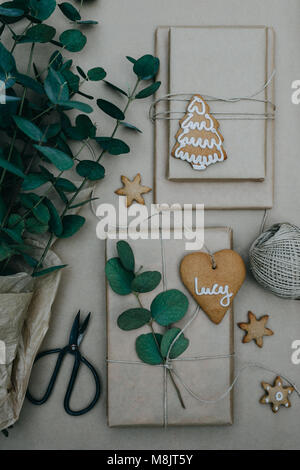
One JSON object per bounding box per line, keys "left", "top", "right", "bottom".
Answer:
{"left": 285, "top": 403, "right": 289, "bottom": 407}
{"left": 275, "top": 391, "right": 283, "bottom": 402}
{"left": 194, "top": 279, "right": 233, "bottom": 307}
{"left": 173, "top": 95, "right": 226, "bottom": 171}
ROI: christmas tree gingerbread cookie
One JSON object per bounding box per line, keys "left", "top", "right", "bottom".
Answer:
{"left": 171, "top": 94, "right": 227, "bottom": 171}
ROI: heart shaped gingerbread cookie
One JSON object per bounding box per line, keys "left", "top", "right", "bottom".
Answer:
{"left": 180, "top": 249, "right": 246, "bottom": 324}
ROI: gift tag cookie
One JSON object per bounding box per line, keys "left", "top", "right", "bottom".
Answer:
{"left": 180, "top": 249, "right": 246, "bottom": 324}
{"left": 171, "top": 94, "right": 227, "bottom": 171}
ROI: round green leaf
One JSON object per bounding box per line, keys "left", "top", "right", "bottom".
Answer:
{"left": 34, "top": 145, "right": 74, "bottom": 171}
{"left": 160, "top": 327, "right": 189, "bottom": 359}
{"left": 58, "top": 215, "right": 85, "bottom": 238}
{"left": 76, "top": 160, "right": 105, "bottom": 181}
{"left": 59, "top": 100, "right": 93, "bottom": 113}
{"left": 75, "top": 114, "right": 96, "bottom": 138}
{"left": 13, "top": 116, "right": 46, "bottom": 142}
{"left": 29, "top": 0, "right": 56, "bottom": 20}
{"left": 97, "top": 99, "right": 125, "bottom": 120}
{"left": 133, "top": 55, "right": 160, "bottom": 80}
{"left": 22, "top": 24, "right": 56, "bottom": 43}
{"left": 58, "top": 2, "right": 81, "bottom": 21}
{"left": 150, "top": 289, "right": 189, "bottom": 326}
{"left": 135, "top": 81, "right": 161, "bottom": 99}
{"left": 59, "top": 29, "right": 87, "bottom": 52}
{"left": 136, "top": 333, "right": 163, "bottom": 365}
{"left": 0, "top": 42, "right": 16, "bottom": 73}
{"left": 55, "top": 177, "right": 77, "bottom": 192}
{"left": 87, "top": 67, "right": 106, "bottom": 81}
{"left": 117, "top": 240, "right": 134, "bottom": 272}
{"left": 117, "top": 308, "right": 151, "bottom": 331}
{"left": 132, "top": 271, "right": 161, "bottom": 293}
{"left": 105, "top": 257, "right": 134, "bottom": 295}
{"left": 95, "top": 137, "right": 129, "bottom": 155}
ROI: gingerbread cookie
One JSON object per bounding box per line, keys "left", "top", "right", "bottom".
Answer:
{"left": 238, "top": 311, "right": 274, "bottom": 348}
{"left": 115, "top": 173, "right": 151, "bottom": 207}
{"left": 171, "top": 94, "right": 227, "bottom": 171}
{"left": 260, "top": 376, "right": 294, "bottom": 413}
{"left": 180, "top": 249, "right": 246, "bottom": 324}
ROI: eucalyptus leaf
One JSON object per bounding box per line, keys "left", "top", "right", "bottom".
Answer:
{"left": 25, "top": 217, "right": 48, "bottom": 234}
{"left": 59, "top": 29, "right": 87, "bottom": 52}
{"left": 126, "top": 56, "right": 136, "bottom": 64}
{"left": 76, "top": 160, "right": 105, "bottom": 181}
{"left": 150, "top": 289, "right": 189, "bottom": 326}
{"left": 0, "top": 195, "right": 6, "bottom": 224}
{"left": 95, "top": 137, "right": 129, "bottom": 155}
{"left": 59, "top": 100, "right": 93, "bottom": 113}
{"left": 15, "top": 73, "right": 44, "bottom": 94}
{"left": 103, "top": 80, "right": 128, "bottom": 97}
{"left": 0, "top": 43, "right": 16, "bottom": 72}
{"left": 0, "top": 242, "right": 15, "bottom": 261}
{"left": 119, "top": 121, "right": 142, "bottom": 133}
{"left": 105, "top": 257, "right": 134, "bottom": 295}
{"left": 43, "top": 197, "right": 63, "bottom": 236}
{"left": 0, "top": 6, "right": 24, "bottom": 16}
{"left": 75, "top": 114, "right": 96, "bottom": 138}
{"left": 116, "top": 240, "right": 134, "bottom": 272}
{"left": 8, "top": 213, "right": 25, "bottom": 235}
{"left": 32, "top": 264, "right": 67, "bottom": 277}
{"left": 87, "top": 67, "right": 106, "bottom": 81}
{"left": 62, "top": 69, "right": 79, "bottom": 92}
{"left": 13, "top": 116, "right": 46, "bottom": 142}
{"left": 135, "top": 333, "right": 163, "bottom": 365}
{"left": 160, "top": 327, "right": 189, "bottom": 359}
{"left": 44, "top": 67, "right": 69, "bottom": 104}
{"left": 22, "top": 172, "right": 48, "bottom": 190}
{"left": 29, "top": 0, "right": 56, "bottom": 20}
{"left": 135, "top": 81, "right": 161, "bottom": 99}
{"left": 132, "top": 271, "right": 161, "bottom": 293}
{"left": 21, "top": 24, "right": 56, "bottom": 43}
{"left": 97, "top": 99, "right": 125, "bottom": 120}
{"left": 76, "top": 66, "right": 86, "bottom": 79}
{"left": 58, "top": 214, "right": 85, "bottom": 238}
{"left": 55, "top": 177, "right": 77, "bottom": 192}
{"left": 34, "top": 145, "right": 74, "bottom": 171}
{"left": 0, "top": 156, "right": 25, "bottom": 178}
{"left": 58, "top": 2, "right": 81, "bottom": 21}
{"left": 133, "top": 55, "right": 159, "bottom": 80}
{"left": 69, "top": 197, "right": 98, "bottom": 209}
{"left": 117, "top": 308, "right": 151, "bottom": 331}
{"left": 76, "top": 20, "right": 98, "bottom": 24}
{"left": 20, "top": 193, "right": 50, "bottom": 224}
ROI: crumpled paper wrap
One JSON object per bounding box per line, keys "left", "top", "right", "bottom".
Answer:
{"left": 0, "top": 242, "right": 62, "bottom": 431}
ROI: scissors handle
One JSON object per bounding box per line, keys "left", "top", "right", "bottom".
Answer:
{"left": 26, "top": 347, "right": 67, "bottom": 405}
{"left": 64, "top": 352, "right": 101, "bottom": 416}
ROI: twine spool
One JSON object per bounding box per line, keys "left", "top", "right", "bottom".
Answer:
{"left": 249, "top": 223, "right": 300, "bottom": 299}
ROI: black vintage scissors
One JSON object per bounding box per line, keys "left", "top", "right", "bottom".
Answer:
{"left": 26, "top": 311, "right": 101, "bottom": 416}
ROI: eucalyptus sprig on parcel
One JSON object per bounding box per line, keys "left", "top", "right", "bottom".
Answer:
{"left": 0, "top": 0, "right": 161, "bottom": 277}
{"left": 105, "top": 240, "right": 189, "bottom": 408}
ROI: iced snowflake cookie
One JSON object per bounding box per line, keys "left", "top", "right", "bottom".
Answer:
{"left": 260, "top": 376, "right": 294, "bottom": 413}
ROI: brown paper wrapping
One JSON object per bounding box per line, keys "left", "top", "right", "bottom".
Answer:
{"left": 106, "top": 227, "right": 234, "bottom": 426}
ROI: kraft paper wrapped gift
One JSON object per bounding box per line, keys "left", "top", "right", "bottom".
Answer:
{"left": 153, "top": 26, "right": 275, "bottom": 209}
{"left": 106, "top": 227, "right": 234, "bottom": 426}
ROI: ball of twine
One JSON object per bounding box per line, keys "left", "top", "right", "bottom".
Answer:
{"left": 249, "top": 223, "right": 300, "bottom": 299}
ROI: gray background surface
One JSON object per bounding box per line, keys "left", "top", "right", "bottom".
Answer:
{"left": 2, "top": 0, "right": 300, "bottom": 450}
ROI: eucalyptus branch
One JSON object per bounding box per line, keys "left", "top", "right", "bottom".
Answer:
{"left": 33, "top": 77, "right": 141, "bottom": 273}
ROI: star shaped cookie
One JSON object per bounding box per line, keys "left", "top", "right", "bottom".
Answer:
{"left": 238, "top": 311, "right": 274, "bottom": 348}
{"left": 115, "top": 173, "right": 151, "bottom": 207}
{"left": 260, "top": 376, "right": 294, "bottom": 413}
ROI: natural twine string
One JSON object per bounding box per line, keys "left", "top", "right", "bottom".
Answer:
{"left": 149, "top": 70, "right": 276, "bottom": 123}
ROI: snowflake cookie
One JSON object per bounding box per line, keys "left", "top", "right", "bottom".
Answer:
{"left": 260, "top": 376, "right": 294, "bottom": 413}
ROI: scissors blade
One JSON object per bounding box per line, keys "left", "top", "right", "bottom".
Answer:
{"left": 69, "top": 311, "right": 81, "bottom": 346}
{"left": 77, "top": 313, "right": 91, "bottom": 346}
